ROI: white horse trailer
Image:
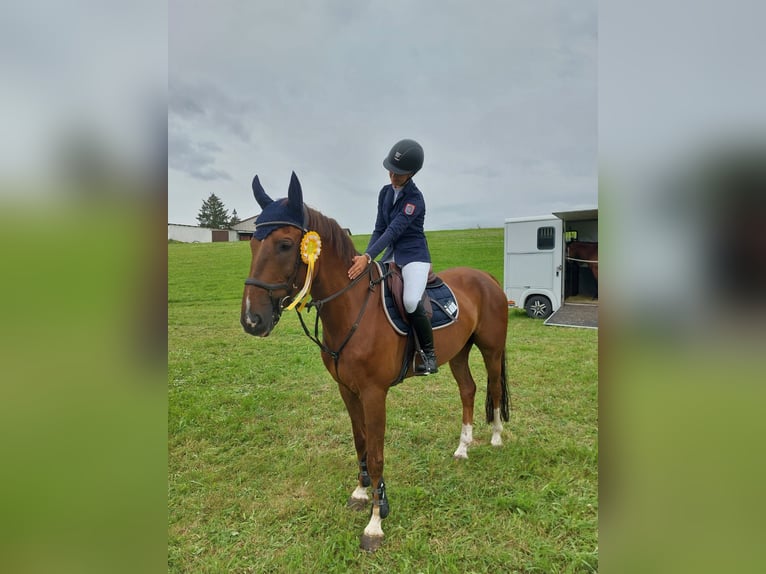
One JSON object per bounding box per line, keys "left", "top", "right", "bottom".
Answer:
{"left": 504, "top": 208, "right": 598, "bottom": 320}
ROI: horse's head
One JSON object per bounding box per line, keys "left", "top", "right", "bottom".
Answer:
{"left": 241, "top": 172, "right": 307, "bottom": 337}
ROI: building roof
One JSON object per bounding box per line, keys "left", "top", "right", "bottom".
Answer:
{"left": 168, "top": 223, "right": 201, "bottom": 228}
{"left": 552, "top": 207, "right": 598, "bottom": 222}
{"left": 231, "top": 215, "right": 259, "bottom": 231}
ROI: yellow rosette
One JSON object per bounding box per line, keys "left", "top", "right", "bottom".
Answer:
{"left": 284, "top": 231, "right": 322, "bottom": 311}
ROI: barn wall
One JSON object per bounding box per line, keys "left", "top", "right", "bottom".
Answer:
{"left": 168, "top": 226, "right": 239, "bottom": 243}
{"left": 168, "top": 225, "right": 213, "bottom": 243}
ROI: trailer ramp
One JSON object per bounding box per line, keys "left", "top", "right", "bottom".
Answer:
{"left": 544, "top": 302, "right": 598, "bottom": 329}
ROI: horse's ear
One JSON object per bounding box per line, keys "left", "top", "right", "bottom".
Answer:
{"left": 287, "top": 171, "right": 304, "bottom": 212}
{"left": 252, "top": 175, "right": 273, "bottom": 208}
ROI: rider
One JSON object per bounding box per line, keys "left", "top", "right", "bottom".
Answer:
{"left": 347, "top": 138, "right": 438, "bottom": 375}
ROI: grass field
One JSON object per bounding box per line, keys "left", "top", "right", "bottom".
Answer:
{"left": 168, "top": 228, "right": 598, "bottom": 573}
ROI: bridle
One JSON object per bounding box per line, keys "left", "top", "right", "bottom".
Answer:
{"left": 243, "top": 220, "right": 306, "bottom": 326}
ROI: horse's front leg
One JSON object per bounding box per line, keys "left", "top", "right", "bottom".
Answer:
{"left": 449, "top": 344, "right": 476, "bottom": 459}
{"left": 347, "top": 454, "right": 371, "bottom": 510}
{"left": 337, "top": 383, "right": 370, "bottom": 510}
{"left": 360, "top": 386, "right": 388, "bottom": 552}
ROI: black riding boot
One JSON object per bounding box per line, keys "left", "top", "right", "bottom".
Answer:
{"left": 407, "top": 302, "right": 438, "bottom": 375}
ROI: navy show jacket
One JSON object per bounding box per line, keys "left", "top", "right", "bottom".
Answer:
{"left": 365, "top": 178, "right": 431, "bottom": 266}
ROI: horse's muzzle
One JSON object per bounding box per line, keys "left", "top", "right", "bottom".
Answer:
{"left": 241, "top": 309, "right": 273, "bottom": 337}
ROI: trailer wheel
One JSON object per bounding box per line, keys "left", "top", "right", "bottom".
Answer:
{"left": 525, "top": 295, "right": 552, "bottom": 319}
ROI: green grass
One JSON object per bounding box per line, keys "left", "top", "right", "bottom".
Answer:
{"left": 168, "top": 228, "right": 597, "bottom": 573}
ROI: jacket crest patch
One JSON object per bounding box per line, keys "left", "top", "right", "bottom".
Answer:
{"left": 404, "top": 203, "right": 416, "bottom": 215}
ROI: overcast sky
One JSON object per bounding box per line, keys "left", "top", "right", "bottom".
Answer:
{"left": 169, "top": 1, "right": 596, "bottom": 233}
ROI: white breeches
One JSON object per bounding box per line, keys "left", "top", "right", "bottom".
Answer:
{"left": 401, "top": 261, "right": 431, "bottom": 313}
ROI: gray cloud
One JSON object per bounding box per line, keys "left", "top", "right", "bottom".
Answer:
{"left": 168, "top": 128, "right": 231, "bottom": 182}
{"left": 168, "top": 90, "right": 204, "bottom": 119}
{"left": 169, "top": 80, "right": 254, "bottom": 142}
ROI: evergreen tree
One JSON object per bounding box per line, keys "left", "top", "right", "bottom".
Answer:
{"left": 196, "top": 193, "right": 230, "bottom": 229}
{"left": 229, "top": 209, "right": 241, "bottom": 228}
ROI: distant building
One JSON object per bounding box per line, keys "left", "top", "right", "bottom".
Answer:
{"left": 230, "top": 215, "right": 259, "bottom": 240}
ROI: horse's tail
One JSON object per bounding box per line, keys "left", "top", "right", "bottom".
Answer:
{"left": 485, "top": 350, "right": 510, "bottom": 424}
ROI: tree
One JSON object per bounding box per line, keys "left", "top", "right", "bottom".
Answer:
{"left": 196, "top": 193, "right": 231, "bottom": 229}
{"left": 229, "top": 209, "right": 241, "bottom": 228}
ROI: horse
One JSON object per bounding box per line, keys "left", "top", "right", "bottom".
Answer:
{"left": 240, "top": 172, "right": 510, "bottom": 552}
{"left": 566, "top": 241, "right": 599, "bottom": 283}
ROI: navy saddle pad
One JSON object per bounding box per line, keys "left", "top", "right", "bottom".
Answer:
{"left": 381, "top": 270, "right": 459, "bottom": 336}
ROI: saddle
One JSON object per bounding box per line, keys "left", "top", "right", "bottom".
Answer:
{"left": 378, "top": 262, "right": 459, "bottom": 336}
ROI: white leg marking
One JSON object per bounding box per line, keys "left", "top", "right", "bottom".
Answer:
{"left": 453, "top": 423, "right": 473, "bottom": 459}
{"left": 491, "top": 407, "right": 503, "bottom": 446}
{"left": 350, "top": 485, "right": 369, "bottom": 503}
{"left": 363, "top": 506, "right": 384, "bottom": 537}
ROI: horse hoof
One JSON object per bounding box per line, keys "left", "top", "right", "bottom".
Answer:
{"left": 360, "top": 534, "right": 384, "bottom": 552}
{"left": 453, "top": 451, "right": 468, "bottom": 460}
{"left": 347, "top": 497, "right": 369, "bottom": 511}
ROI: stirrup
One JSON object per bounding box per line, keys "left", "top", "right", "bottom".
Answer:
{"left": 414, "top": 350, "right": 438, "bottom": 375}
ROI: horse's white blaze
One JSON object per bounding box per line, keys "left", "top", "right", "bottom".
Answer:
{"left": 453, "top": 423, "right": 473, "bottom": 459}
{"left": 245, "top": 296, "right": 256, "bottom": 326}
{"left": 350, "top": 485, "right": 369, "bottom": 502}
{"left": 491, "top": 407, "right": 503, "bottom": 446}
{"left": 363, "top": 506, "right": 384, "bottom": 537}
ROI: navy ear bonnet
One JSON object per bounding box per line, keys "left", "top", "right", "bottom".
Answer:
{"left": 252, "top": 171, "right": 307, "bottom": 240}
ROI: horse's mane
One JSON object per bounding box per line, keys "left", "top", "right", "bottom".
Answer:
{"left": 305, "top": 206, "right": 359, "bottom": 264}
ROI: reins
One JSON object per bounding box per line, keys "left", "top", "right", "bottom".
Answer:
{"left": 296, "top": 262, "right": 389, "bottom": 373}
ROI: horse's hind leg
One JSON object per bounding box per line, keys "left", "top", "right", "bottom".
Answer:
{"left": 449, "top": 342, "right": 477, "bottom": 459}
{"left": 337, "top": 384, "right": 369, "bottom": 511}
{"left": 478, "top": 345, "right": 510, "bottom": 447}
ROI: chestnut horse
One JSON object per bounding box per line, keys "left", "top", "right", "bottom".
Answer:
{"left": 240, "top": 173, "right": 510, "bottom": 552}
{"left": 567, "top": 241, "right": 599, "bottom": 282}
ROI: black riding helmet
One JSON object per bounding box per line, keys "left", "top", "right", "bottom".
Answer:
{"left": 383, "top": 139, "right": 424, "bottom": 175}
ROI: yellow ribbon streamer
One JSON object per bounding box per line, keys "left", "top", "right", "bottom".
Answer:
{"left": 284, "top": 231, "right": 322, "bottom": 311}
